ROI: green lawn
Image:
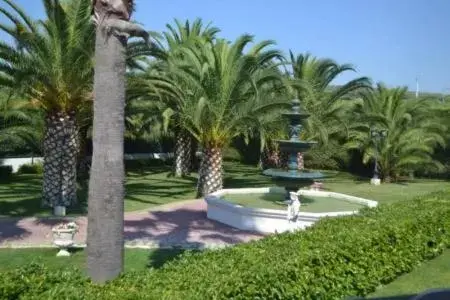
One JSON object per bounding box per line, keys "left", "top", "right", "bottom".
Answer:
{"left": 0, "top": 167, "right": 198, "bottom": 217}
{"left": 368, "top": 250, "right": 450, "bottom": 298}
{"left": 0, "top": 248, "right": 193, "bottom": 273}
{"left": 0, "top": 161, "right": 449, "bottom": 217}
{"left": 322, "top": 172, "right": 449, "bottom": 204}
{"left": 225, "top": 193, "right": 365, "bottom": 212}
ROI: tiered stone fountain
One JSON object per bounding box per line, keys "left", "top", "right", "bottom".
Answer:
{"left": 262, "top": 99, "right": 325, "bottom": 200}
{"left": 205, "top": 99, "right": 377, "bottom": 234}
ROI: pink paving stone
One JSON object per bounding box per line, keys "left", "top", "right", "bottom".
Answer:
{"left": 0, "top": 200, "right": 265, "bottom": 248}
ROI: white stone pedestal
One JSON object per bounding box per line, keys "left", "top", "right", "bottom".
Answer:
{"left": 54, "top": 206, "right": 66, "bottom": 216}
{"left": 370, "top": 178, "right": 381, "bottom": 185}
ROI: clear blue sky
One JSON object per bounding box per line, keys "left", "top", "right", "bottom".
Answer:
{"left": 1, "top": 0, "right": 449, "bottom": 93}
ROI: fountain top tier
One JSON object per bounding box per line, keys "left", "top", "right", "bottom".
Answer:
{"left": 276, "top": 99, "right": 316, "bottom": 153}
{"left": 263, "top": 99, "right": 325, "bottom": 193}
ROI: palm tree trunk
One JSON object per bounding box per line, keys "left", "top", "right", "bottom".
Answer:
{"left": 297, "top": 152, "right": 304, "bottom": 170}
{"left": 173, "top": 129, "right": 192, "bottom": 177}
{"left": 196, "top": 147, "right": 223, "bottom": 197}
{"left": 384, "top": 175, "right": 392, "bottom": 183}
{"left": 76, "top": 126, "right": 91, "bottom": 181}
{"left": 280, "top": 150, "right": 289, "bottom": 170}
{"left": 190, "top": 139, "right": 199, "bottom": 172}
{"left": 260, "top": 145, "right": 280, "bottom": 170}
{"left": 87, "top": 25, "right": 126, "bottom": 283}
{"left": 42, "top": 112, "right": 79, "bottom": 213}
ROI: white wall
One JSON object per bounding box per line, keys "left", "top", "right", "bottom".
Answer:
{"left": 0, "top": 152, "right": 175, "bottom": 173}
{"left": 1, "top": 157, "right": 44, "bottom": 173}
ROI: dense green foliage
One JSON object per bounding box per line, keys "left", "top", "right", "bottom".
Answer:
{"left": 17, "top": 162, "right": 43, "bottom": 175}
{"left": 0, "top": 0, "right": 94, "bottom": 115}
{"left": 0, "top": 1, "right": 447, "bottom": 181}
{"left": 347, "top": 84, "right": 447, "bottom": 181}
{"left": 0, "top": 165, "right": 12, "bottom": 180}
{"left": 0, "top": 190, "right": 448, "bottom": 299}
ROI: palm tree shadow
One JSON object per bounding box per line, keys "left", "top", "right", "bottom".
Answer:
{"left": 124, "top": 204, "right": 263, "bottom": 268}
{"left": 147, "top": 247, "right": 201, "bottom": 269}
{"left": 0, "top": 218, "right": 31, "bottom": 243}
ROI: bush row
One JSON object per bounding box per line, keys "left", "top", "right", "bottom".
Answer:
{"left": 1, "top": 190, "right": 449, "bottom": 300}
{"left": 124, "top": 158, "right": 174, "bottom": 172}
{"left": 17, "top": 163, "right": 43, "bottom": 175}
{"left": 0, "top": 165, "right": 12, "bottom": 180}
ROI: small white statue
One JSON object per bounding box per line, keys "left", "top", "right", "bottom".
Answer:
{"left": 287, "top": 191, "right": 301, "bottom": 224}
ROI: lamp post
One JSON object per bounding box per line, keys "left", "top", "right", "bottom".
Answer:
{"left": 370, "top": 128, "right": 388, "bottom": 185}
{"left": 441, "top": 88, "right": 450, "bottom": 103}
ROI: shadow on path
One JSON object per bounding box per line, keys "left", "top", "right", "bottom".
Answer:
{"left": 124, "top": 201, "right": 263, "bottom": 249}
{"left": 0, "top": 218, "right": 31, "bottom": 243}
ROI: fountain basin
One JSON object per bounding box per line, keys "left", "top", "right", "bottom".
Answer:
{"left": 205, "top": 187, "right": 377, "bottom": 234}
{"left": 275, "top": 140, "right": 317, "bottom": 152}
{"left": 262, "top": 169, "right": 326, "bottom": 197}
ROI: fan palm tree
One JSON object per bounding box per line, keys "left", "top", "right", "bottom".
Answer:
{"left": 346, "top": 83, "right": 447, "bottom": 182}
{"left": 0, "top": 0, "right": 94, "bottom": 212}
{"left": 166, "top": 35, "right": 284, "bottom": 196}
{"left": 284, "top": 52, "right": 371, "bottom": 169}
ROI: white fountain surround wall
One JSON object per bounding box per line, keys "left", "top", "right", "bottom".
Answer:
{"left": 205, "top": 187, "right": 378, "bottom": 234}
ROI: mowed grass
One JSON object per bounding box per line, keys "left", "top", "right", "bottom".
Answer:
{"left": 0, "top": 247, "right": 195, "bottom": 273}
{"left": 0, "top": 161, "right": 449, "bottom": 217}
{"left": 0, "top": 165, "right": 198, "bottom": 217}
{"left": 368, "top": 250, "right": 450, "bottom": 298}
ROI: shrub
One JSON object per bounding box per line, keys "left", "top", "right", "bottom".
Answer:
{"left": 0, "top": 165, "right": 13, "bottom": 180}
{"left": 125, "top": 158, "right": 171, "bottom": 172}
{"left": 17, "top": 162, "right": 43, "bottom": 175}
{"left": 1, "top": 190, "right": 449, "bottom": 299}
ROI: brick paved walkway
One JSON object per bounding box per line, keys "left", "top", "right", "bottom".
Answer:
{"left": 0, "top": 200, "right": 264, "bottom": 249}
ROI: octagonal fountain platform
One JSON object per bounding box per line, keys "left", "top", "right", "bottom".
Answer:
{"left": 205, "top": 187, "right": 377, "bottom": 234}
{"left": 206, "top": 99, "right": 377, "bottom": 234}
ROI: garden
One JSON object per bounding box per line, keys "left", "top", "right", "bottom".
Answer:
{"left": 0, "top": 0, "right": 449, "bottom": 299}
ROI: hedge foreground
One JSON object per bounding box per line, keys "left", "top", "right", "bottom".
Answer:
{"left": 1, "top": 189, "right": 449, "bottom": 300}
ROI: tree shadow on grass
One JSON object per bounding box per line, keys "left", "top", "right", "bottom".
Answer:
{"left": 147, "top": 247, "right": 201, "bottom": 269}
{"left": 125, "top": 182, "right": 196, "bottom": 202}
{"left": 0, "top": 175, "right": 87, "bottom": 218}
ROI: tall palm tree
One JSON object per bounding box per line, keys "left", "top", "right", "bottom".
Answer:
{"left": 128, "top": 18, "right": 220, "bottom": 177}
{"left": 167, "top": 35, "right": 284, "bottom": 196}
{"left": 346, "top": 83, "right": 447, "bottom": 182}
{"left": 0, "top": 0, "right": 94, "bottom": 213}
{"left": 284, "top": 52, "right": 371, "bottom": 169}
{"left": 88, "top": 0, "right": 150, "bottom": 283}
{"left": 245, "top": 79, "right": 290, "bottom": 169}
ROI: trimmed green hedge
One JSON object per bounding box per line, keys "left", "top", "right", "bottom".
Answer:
{"left": 1, "top": 190, "right": 449, "bottom": 299}
{"left": 0, "top": 165, "right": 12, "bottom": 180}
{"left": 17, "top": 163, "right": 43, "bottom": 175}
{"left": 125, "top": 158, "right": 173, "bottom": 172}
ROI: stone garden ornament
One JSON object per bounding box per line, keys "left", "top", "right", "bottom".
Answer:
{"left": 52, "top": 222, "right": 79, "bottom": 256}
{"left": 287, "top": 191, "right": 301, "bottom": 231}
